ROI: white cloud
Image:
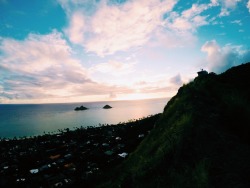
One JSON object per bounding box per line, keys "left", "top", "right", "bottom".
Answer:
{"left": 60, "top": 0, "right": 177, "bottom": 56}
{"left": 0, "top": 31, "right": 134, "bottom": 102}
{"left": 201, "top": 40, "right": 250, "bottom": 73}
{"left": 219, "top": 8, "right": 230, "bottom": 17}
{"left": 60, "top": 0, "right": 236, "bottom": 56}
{"left": 90, "top": 60, "right": 135, "bottom": 76}
{"left": 210, "top": 0, "right": 219, "bottom": 6}
{"left": 0, "top": 32, "right": 91, "bottom": 84}
{"left": 231, "top": 20, "right": 242, "bottom": 25}
{"left": 223, "top": 0, "right": 242, "bottom": 8}
{"left": 154, "top": 2, "right": 212, "bottom": 49}
{"left": 0, "top": 31, "right": 90, "bottom": 99}
{"left": 217, "top": 0, "right": 242, "bottom": 17}
{"left": 152, "top": 27, "right": 196, "bottom": 49}
{"left": 182, "top": 3, "right": 209, "bottom": 18}
{"left": 164, "top": 3, "right": 210, "bottom": 34}
{"left": 65, "top": 11, "right": 85, "bottom": 44}
{"left": 0, "top": 29, "right": 177, "bottom": 103}
{"left": 0, "top": 31, "right": 81, "bottom": 73}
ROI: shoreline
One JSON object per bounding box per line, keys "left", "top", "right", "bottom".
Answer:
{"left": 0, "top": 114, "right": 161, "bottom": 187}
{"left": 0, "top": 114, "right": 160, "bottom": 140}
{"left": 0, "top": 98, "right": 168, "bottom": 139}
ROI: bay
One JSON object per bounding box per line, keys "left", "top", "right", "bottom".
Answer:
{"left": 0, "top": 98, "right": 168, "bottom": 138}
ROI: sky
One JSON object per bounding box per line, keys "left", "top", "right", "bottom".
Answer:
{"left": 1, "top": 0, "right": 250, "bottom": 104}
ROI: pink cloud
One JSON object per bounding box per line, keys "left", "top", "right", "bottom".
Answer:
{"left": 61, "top": 0, "right": 177, "bottom": 56}
{"left": 65, "top": 11, "right": 85, "bottom": 44}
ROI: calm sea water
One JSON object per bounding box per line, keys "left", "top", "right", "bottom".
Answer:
{"left": 0, "top": 98, "right": 168, "bottom": 138}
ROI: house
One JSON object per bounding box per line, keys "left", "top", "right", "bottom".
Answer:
{"left": 30, "top": 169, "right": 39, "bottom": 174}
{"left": 197, "top": 69, "right": 208, "bottom": 76}
{"left": 118, "top": 152, "right": 128, "bottom": 158}
{"left": 138, "top": 134, "right": 145, "bottom": 138}
{"left": 116, "top": 137, "right": 122, "bottom": 140}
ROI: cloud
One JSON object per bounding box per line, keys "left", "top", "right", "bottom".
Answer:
{"left": 136, "top": 85, "right": 175, "bottom": 94}
{"left": 60, "top": 0, "right": 239, "bottom": 56}
{"left": 231, "top": 20, "right": 242, "bottom": 25}
{"left": 0, "top": 31, "right": 91, "bottom": 83}
{"left": 210, "top": 0, "right": 219, "bottom": 6}
{"left": 123, "top": 74, "right": 179, "bottom": 98}
{"left": 182, "top": 3, "right": 210, "bottom": 19}
{"left": 129, "top": 73, "right": 183, "bottom": 98}
{"left": 170, "top": 74, "right": 183, "bottom": 86}
{"left": 0, "top": 29, "right": 177, "bottom": 103}
{"left": 56, "top": 0, "right": 99, "bottom": 15}
{"left": 150, "top": 2, "right": 219, "bottom": 49}
{"left": 60, "top": 0, "right": 177, "bottom": 56}
{"left": 217, "top": 0, "right": 242, "bottom": 17}
{"left": 0, "top": 31, "right": 88, "bottom": 100}
{"left": 0, "top": 31, "right": 134, "bottom": 102}
{"left": 90, "top": 60, "right": 135, "bottom": 76}
{"left": 201, "top": 40, "right": 250, "bottom": 73}
{"left": 65, "top": 11, "right": 85, "bottom": 44}
{"left": 248, "top": 0, "right": 250, "bottom": 12}
{"left": 219, "top": 8, "right": 230, "bottom": 17}
{"left": 222, "top": 0, "right": 242, "bottom": 8}
{"left": 163, "top": 3, "right": 211, "bottom": 37}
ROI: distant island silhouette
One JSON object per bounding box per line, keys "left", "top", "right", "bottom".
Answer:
{"left": 74, "top": 105, "right": 113, "bottom": 110}
{"left": 103, "top": 105, "right": 112, "bottom": 109}
{"left": 74, "top": 106, "right": 88, "bottom": 111}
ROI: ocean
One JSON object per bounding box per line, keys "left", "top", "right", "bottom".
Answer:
{"left": 0, "top": 98, "right": 168, "bottom": 138}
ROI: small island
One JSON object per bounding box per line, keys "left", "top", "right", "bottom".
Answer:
{"left": 103, "top": 104, "right": 112, "bottom": 109}
{"left": 74, "top": 106, "right": 88, "bottom": 111}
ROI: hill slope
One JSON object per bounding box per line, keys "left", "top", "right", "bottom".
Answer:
{"left": 98, "top": 63, "right": 250, "bottom": 188}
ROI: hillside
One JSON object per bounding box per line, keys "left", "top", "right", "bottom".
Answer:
{"left": 98, "top": 63, "right": 250, "bottom": 188}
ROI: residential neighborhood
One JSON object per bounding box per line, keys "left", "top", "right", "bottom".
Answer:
{"left": 0, "top": 114, "right": 160, "bottom": 187}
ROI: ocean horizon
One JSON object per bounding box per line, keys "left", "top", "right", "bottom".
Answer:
{"left": 0, "top": 98, "right": 169, "bottom": 138}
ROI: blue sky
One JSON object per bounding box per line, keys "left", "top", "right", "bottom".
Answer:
{"left": 1, "top": 0, "right": 250, "bottom": 104}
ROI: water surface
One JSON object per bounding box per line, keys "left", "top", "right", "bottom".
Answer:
{"left": 0, "top": 98, "right": 168, "bottom": 138}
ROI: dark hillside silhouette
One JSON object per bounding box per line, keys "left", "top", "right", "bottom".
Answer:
{"left": 98, "top": 62, "right": 250, "bottom": 188}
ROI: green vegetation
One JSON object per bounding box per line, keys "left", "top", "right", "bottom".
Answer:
{"left": 97, "top": 63, "right": 250, "bottom": 188}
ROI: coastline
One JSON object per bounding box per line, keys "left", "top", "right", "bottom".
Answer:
{"left": 0, "top": 98, "right": 168, "bottom": 139}
{"left": 0, "top": 114, "right": 161, "bottom": 187}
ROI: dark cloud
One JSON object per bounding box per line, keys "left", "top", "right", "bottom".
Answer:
{"left": 170, "top": 74, "right": 182, "bottom": 86}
